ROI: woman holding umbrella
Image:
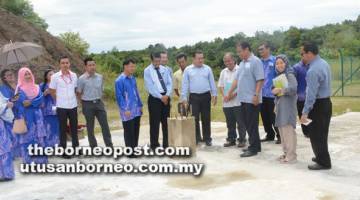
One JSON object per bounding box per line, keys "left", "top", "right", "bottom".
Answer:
{"left": 14, "top": 67, "right": 47, "bottom": 164}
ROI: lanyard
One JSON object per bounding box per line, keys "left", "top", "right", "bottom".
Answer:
{"left": 61, "top": 73, "right": 72, "bottom": 84}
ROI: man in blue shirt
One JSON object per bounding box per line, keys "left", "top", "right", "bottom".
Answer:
{"left": 181, "top": 50, "right": 217, "bottom": 146}
{"left": 299, "top": 42, "right": 332, "bottom": 170}
{"left": 293, "top": 58, "right": 310, "bottom": 138}
{"left": 144, "top": 52, "right": 172, "bottom": 150}
{"left": 115, "top": 58, "right": 143, "bottom": 156}
{"left": 258, "top": 43, "right": 280, "bottom": 144}
{"left": 227, "top": 42, "right": 264, "bottom": 157}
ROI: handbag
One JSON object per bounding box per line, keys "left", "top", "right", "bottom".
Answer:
{"left": 12, "top": 118, "right": 27, "bottom": 134}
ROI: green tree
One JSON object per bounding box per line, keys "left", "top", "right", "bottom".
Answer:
{"left": 0, "top": 0, "right": 48, "bottom": 29}
{"left": 58, "top": 32, "right": 90, "bottom": 57}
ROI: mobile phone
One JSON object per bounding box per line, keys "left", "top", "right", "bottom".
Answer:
{"left": 10, "top": 93, "right": 20, "bottom": 102}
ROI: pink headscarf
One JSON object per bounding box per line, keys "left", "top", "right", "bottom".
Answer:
{"left": 16, "top": 67, "right": 39, "bottom": 99}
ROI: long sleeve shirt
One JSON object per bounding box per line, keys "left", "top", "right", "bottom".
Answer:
{"left": 144, "top": 64, "right": 172, "bottom": 99}
{"left": 293, "top": 61, "right": 310, "bottom": 102}
{"left": 261, "top": 55, "right": 276, "bottom": 98}
{"left": 181, "top": 64, "right": 217, "bottom": 101}
{"left": 115, "top": 73, "right": 143, "bottom": 122}
{"left": 302, "top": 55, "right": 332, "bottom": 114}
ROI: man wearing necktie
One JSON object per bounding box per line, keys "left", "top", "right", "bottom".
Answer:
{"left": 144, "top": 52, "right": 173, "bottom": 150}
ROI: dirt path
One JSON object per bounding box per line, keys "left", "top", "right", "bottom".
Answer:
{"left": 1, "top": 112, "right": 360, "bottom": 200}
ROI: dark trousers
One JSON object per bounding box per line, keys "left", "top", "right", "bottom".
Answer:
{"left": 223, "top": 106, "right": 246, "bottom": 143}
{"left": 240, "top": 103, "right": 261, "bottom": 152}
{"left": 122, "top": 116, "right": 141, "bottom": 148}
{"left": 189, "top": 92, "right": 211, "bottom": 143}
{"left": 308, "top": 98, "right": 332, "bottom": 167}
{"left": 260, "top": 97, "right": 280, "bottom": 140}
{"left": 297, "top": 101, "right": 310, "bottom": 137}
{"left": 82, "top": 100, "right": 113, "bottom": 148}
{"left": 57, "top": 107, "right": 79, "bottom": 148}
{"left": 148, "top": 95, "right": 170, "bottom": 149}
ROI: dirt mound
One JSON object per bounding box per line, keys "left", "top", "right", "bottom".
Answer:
{"left": 0, "top": 8, "right": 84, "bottom": 79}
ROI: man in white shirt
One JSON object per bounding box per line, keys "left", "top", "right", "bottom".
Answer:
{"left": 218, "top": 52, "right": 246, "bottom": 148}
{"left": 49, "top": 56, "right": 79, "bottom": 156}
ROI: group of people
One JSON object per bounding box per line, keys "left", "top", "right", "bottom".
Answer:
{"left": 0, "top": 67, "right": 56, "bottom": 181}
{"left": 0, "top": 40, "right": 333, "bottom": 181}
{"left": 117, "top": 41, "right": 332, "bottom": 170}
{"left": 0, "top": 56, "right": 114, "bottom": 181}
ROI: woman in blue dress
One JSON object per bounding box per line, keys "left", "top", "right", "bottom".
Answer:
{"left": 0, "top": 91, "right": 15, "bottom": 181}
{"left": 0, "top": 69, "right": 21, "bottom": 158}
{"left": 14, "top": 67, "right": 48, "bottom": 164}
{"left": 40, "top": 69, "right": 59, "bottom": 147}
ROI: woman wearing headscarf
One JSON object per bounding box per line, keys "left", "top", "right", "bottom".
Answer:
{"left": 40, "top": 69, "right": 59, "bottom": 147}
{"left": 0, "top": 69, "right": 21, "bottom": 158}
{"left": 0, "top": 89, "right": 15, "bottom": 181}
{"left": 14, "top": 67, "right": 47, "bottom": 164}
{"left": 272, "top": 55, "right": 298, "bottom": 163}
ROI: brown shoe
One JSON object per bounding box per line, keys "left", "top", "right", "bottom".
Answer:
{"left": 223, "top": 141, "right": 236, "bottom": 147}
{"left": 237, "top": 141, "right": 246, "bottom": 148}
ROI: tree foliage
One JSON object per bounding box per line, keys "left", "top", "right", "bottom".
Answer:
{"left": 58, "top": 32, "right": 90, "bottom": 57}
{"left": 0, "top": 0, "right": 48, "bottom": 30}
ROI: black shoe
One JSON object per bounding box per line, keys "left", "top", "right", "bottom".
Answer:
{"left": 224, "top": 141, "right": 236, "bottom": 147}
{"left": 312, "top": 157, "right": 317, "bottom": 162}
{"left": 243, "top": 148, "right": 261, "bottom": 153}
{"left": 205, "top": 141, "right": 212, "bottom": 146}
{"left": 275, "top": 139, "right": 281, "bottom": 144}
{"left": 240, "top": 151, "right": 257, "bottom": 157}
{"left": 261, "top": 138, "right": 274, "bottom": 142}
{"left": 308, "top": 163, "right": 331, "bottom": 170}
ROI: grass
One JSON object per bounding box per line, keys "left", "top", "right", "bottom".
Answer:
{"left": 78, "top": 77, "right": 360, "bottom": 133}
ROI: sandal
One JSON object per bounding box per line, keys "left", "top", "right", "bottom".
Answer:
{"left": 277, "top": 155, "right": 286, "bottom": 161}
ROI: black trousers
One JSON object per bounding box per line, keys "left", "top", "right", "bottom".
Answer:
{"left": 122, "top": 116, "right": 141, "bottom": 148}
{"left": 223, "top": 106, "right": 246, "bottom": 143}
{"left": 297, "top": 101, "right": 310, "bottom": 137}
{"left": 189, "top": 92, "right": 211, "bottom": 143}
{"left": 260, "top": 97, "right": 280, "bottom": 140}
{"left": 240, "top": 103, "right": 261, "bottom": 152}
{"left": 82, "top": 100, "right": 113, "bottom": 148}
{"left": 57, "top": 107, "right": 79, "bottom": 148}
{"left": 308, "top": 98, "right": 332, "bottom": 167}
{"left": 148, "top": 95, "right": 170, "bottom": 149}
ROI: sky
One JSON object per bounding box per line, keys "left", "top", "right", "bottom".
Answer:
{"left": 30, "top": 0, "right": 360, "bottom": 53}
